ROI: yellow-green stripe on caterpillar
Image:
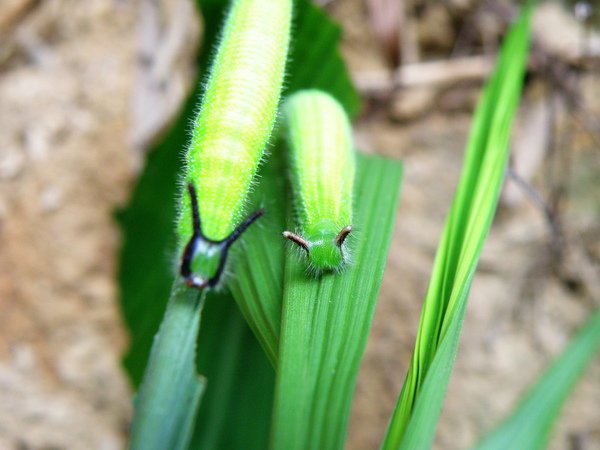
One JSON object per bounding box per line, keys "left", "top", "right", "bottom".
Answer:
{"left": 178, "top": 0, "right": 292, "bottom": 289}
{"left": 282, "top": 90, "right": 355, "bottom": 272}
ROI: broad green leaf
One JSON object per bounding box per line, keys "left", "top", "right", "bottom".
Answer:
{"left": 272, "top": 154, "right": 403, "bottom": 450}
{"left": 381, "top": 4, "right": 534, "bottom": 449}
{"left": 473, "top": 308, "right": 600, "bottom": 450}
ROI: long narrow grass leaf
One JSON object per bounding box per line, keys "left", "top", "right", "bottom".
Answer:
{"left": 272, "top": 154, "right": 403, "bottom": 450}
{"left": 473, "top": 308, "right": 600, "bottom": 450}
{"left": 129, "top": 281, "right": 205, "bottom": 450}
{"left": 381, "top": 4, "right": 534, "bottom": 449}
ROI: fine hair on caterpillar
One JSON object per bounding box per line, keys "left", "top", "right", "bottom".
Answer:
{"left": 284, "top": 225, "right": 353, "bottom": 275}
{"left": 180, "top": 183, "right": 263, "bottom": 289}
{"left": 285, "top": 227, "right": 355, "bottom": 277}
{"left": 176, "top": 0, "right": 292, "bottom": 289}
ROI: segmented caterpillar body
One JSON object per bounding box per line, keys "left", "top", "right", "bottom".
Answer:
{"left": 283, "top": 90, "right": 355, "bottom": 272}
{"left": 179, "top": 0, "right": 292, "bottom": 289}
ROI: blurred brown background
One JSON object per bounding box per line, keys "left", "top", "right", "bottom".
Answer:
{"left": 0, "top": 0, "right": 599, "bottom": 449}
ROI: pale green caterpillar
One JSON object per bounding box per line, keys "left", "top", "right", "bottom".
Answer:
{"left": 282, "top": 90, "right": 355, "bottom": 272}
{"left": 179, "top": 0, "right": 292, "bottom": 289}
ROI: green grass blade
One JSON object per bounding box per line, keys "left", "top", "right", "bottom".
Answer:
{"left": 473, "top": 308, "right": 600, "bottom": 450}
{"left": 390, "top": 294, "right": 469, "bottom": 450}
{"left": 129, "top": 281, "right": 205, "bottom": 450}
{"left": 227, "top": 0, "right": 362, "bottom": 364}
{"left": 381, "top": 4, "right": 534, "bottom": 449}
{"left": 272, "top": 154, "right": 403, "bottom": 450}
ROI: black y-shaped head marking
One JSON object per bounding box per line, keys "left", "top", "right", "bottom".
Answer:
{"left": 180, "top": 183, "right": 264, "bottom": 290}
{"left": 188, "top": 183, "right": 202, "bottom": 238}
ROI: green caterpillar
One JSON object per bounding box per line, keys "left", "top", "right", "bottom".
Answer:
{"left": 179, "top": 0, "right": 292, "bottom": 289}
{"left": 282, "top": 90, "right": 355, "bottom": 272}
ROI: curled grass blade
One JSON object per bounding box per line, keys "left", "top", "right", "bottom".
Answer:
{"left": 381, "top": 4, "right": 534, "bottom": 449}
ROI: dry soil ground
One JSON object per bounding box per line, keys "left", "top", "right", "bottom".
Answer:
{"left": 0, "top": 0, "right": 599, "bottom": 449}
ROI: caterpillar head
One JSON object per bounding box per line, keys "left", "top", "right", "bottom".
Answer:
{"left": 283, "top": 225, "right": 352, "bottom": 272}
{"left": 181, "top": 237, "right": 226, "bottom": 289}
{"left": 180, "top": 183, "right": 263, "bottom": 289}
